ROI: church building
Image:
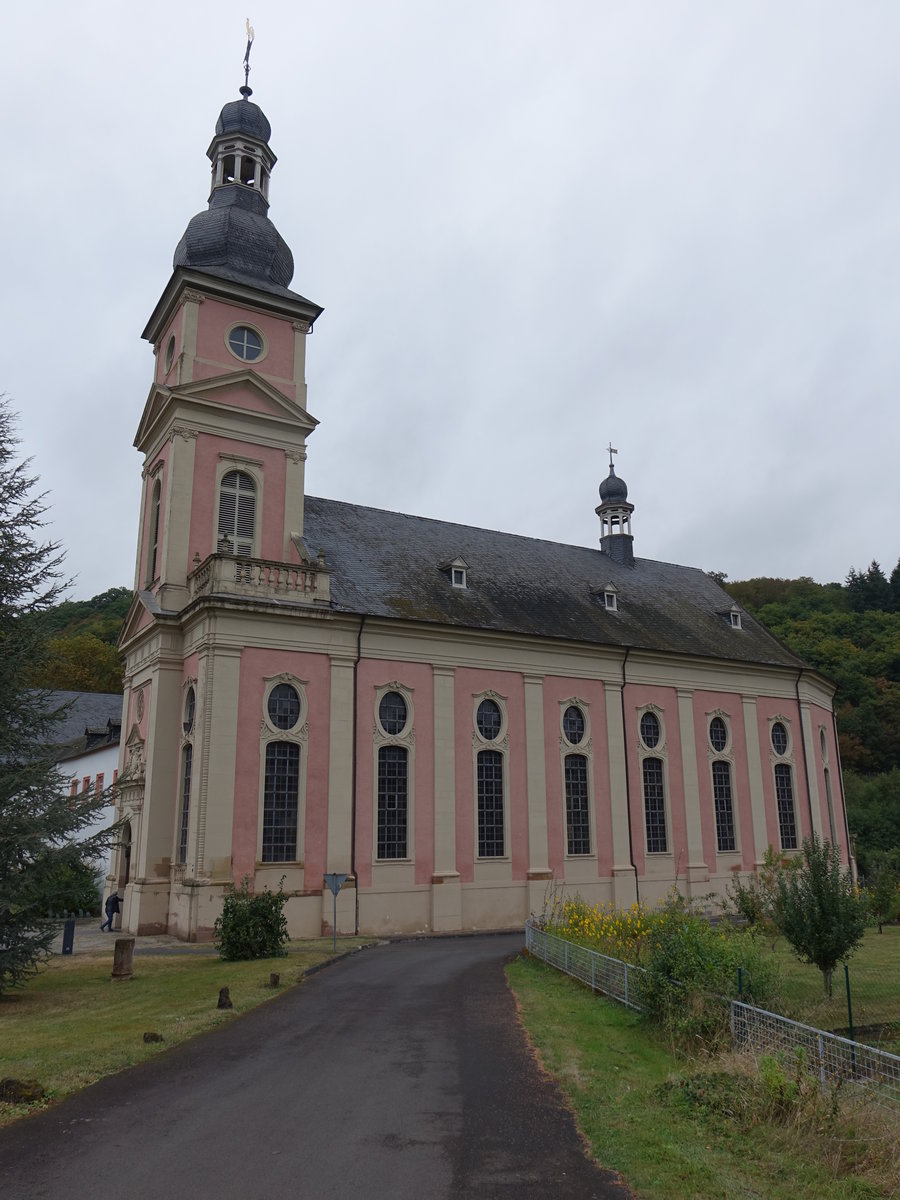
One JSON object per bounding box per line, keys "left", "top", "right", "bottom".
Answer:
{"left": 110, "top": 81, "right": 851, "bottom": 940}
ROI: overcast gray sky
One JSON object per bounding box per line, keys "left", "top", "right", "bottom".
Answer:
{"left": 6, "top": 2, "right": 899, "bottom": 599}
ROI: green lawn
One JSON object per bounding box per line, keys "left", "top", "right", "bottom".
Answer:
{"left": 765, "top": 925, "right": 900, "bottom": 1048}
{"left": 0, "top": 938, "right": 373, "bottom": 1125}
{"left": 508, "top": 954, "right": 896, "bottom": 1200}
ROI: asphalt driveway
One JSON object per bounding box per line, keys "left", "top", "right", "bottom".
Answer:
{"left": 0, "top": 933, "right": 629, "bottom": 1199}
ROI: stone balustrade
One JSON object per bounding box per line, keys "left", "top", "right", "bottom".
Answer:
{"left": 188, "top": 553, "right": 331, "bottom": 604}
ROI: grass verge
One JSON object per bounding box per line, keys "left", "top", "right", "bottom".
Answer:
{"left": 0, "top": 938, "right": 374, "bottom": 1126}
{"left": 507, "top": 953, "right": 897, "bottom": 1200}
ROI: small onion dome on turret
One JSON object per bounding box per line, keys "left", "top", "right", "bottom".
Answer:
{"left": 215, "top": 89, "right": 272, "bottom": 142}
{"left": 172, "top": 87, "right": 296, "bottom": 294}
{"left": 598, "top": 464, "right": 628, "bottom": 504}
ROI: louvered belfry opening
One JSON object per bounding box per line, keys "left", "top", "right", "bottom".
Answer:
{"left": 218, "top": 470, "right": 256, "bottom": 555}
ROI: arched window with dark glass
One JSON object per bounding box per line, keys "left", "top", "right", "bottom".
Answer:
{"left": 218, "top": 469, "right": 256, "bottom": 556}
{"left": 178, "top": 744, "right": 192, "bottom": 865}
{"left": 147, "top": 480, "right": 161, "bottom": 583}
{"left": 642, "top": 757, "right": 667, "bottom": 853}
{"left": 712, "top": 760, "right": 735, "bottom": 852}
{"left": 774, "top": 763, "right": 797, "bottom": 850}
{"left": 477, "top": 750, "right": 504, "bottom": 857}
{"left": 564, "top": 754, "right": 590, "bottom": 855}
{"left": 377, "top": 745, "right": 408, "bottom": 859}
{"left": 262, "top": 741, "right": 300, "bottom": 862}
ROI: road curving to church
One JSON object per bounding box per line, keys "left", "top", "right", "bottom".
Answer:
{"left": 0, "top": 933, "right": 629, "bottom": 1199}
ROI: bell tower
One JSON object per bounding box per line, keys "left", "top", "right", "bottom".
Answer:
{"left": 596, "top": 445, "right": 635, "bottom": 567}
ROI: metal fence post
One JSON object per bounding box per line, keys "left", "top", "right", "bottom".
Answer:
{"left": 817, "top": 1033, "right": 826, "bottom": 1094}
{"left": 737, "top": 965, "right": 743, "bottom": 999}
{"left": 624, "top": 962, "right": 629, "bottom": 1008}
{"left": 591, "top": 952, "right": 595, "bottom": 992}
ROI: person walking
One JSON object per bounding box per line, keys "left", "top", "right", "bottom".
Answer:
{"left": 100, "top": 892, "right": 120, "bottom": 932}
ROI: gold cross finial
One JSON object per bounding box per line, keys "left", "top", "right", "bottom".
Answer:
{"left": 607, "top": 443, "right": 618, "bottom": 469}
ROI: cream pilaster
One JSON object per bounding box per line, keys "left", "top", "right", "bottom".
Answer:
{"left": 133, "top": 469, "right": 150, "bottom": 589}
{"left": 179, "top": 290, "right": 203, "bottom": 384}
{"left": 326, "top": 654, "right": 357, "bottom": 933}
{"left": 282, "top": 446, "right": 307, "bottom": 557}
{"left": 195, "top": 646, "right": 241, "bottom": 886}
{"left": 742, "top": 695, "right": 768, "bottom": 867}
{"left": 799, "top": 700, "right": 823, "bottom": 837}
{"left": 676, "top": 688, "right": 709, "bottom": 892}
{"left": 158, "top": 427, "right": 197, "bottom": 608}
{"left": 523, "top": 674, "right": 552, "bottom": 911}
{"left": 292, "top": 319, "right": 310, "bottom": 409}
{"left": 605, "top": 680, "right": 637, "bottom": 906}
{"left": 431, "top": 666, "right": 461, "bottom": 930}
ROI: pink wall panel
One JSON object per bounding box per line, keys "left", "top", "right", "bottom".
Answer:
{"left": 453, "top": 668, "right": 528, "bottom": 883}
{"left": 231, "top": 648, "right": 332, "bottom": 885}
{"left": 755, "top": 696, "right": 810, "bottom": 851}
{"left": 353, "top": 661, "right": 435, "bottom": 887}
{"left": 542, "top": 677, "right": 611, "bottom": 879}
{"left": 187, "top": 433, "right": 287, "bottom": 566}
{"left": 193, "top": 297, "right": 296, "bottom": 394}
{"left": 623, "top": 684, "right": 686, "bottom": 876}
{"left": 691, "top": 692, "right": 756, "bottom": 871}
{"left": 138, "top": 441, "right": 170, "bottom": 591}
{"left": 809, "top": 703, "right": 849, "bottom": 858}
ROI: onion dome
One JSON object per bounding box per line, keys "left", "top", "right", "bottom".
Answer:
{"left": 598, "top": 465, "right": 628, "bottom": 503}
{"left": 172, "top": 89, "right": 295, "bottom": 293}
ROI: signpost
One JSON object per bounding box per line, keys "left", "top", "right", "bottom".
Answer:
{"left": 323, "top": 873, "right": 348, "bottom": 951}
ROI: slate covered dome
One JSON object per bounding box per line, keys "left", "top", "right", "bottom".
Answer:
{"left": 598, "top": 465, "right": 628, "bottom": 504}
{"left": 172, "top": 91, "right": 294, "bottom": 293}
{"left": 215, "top": 93, "right": 272, "bottom": 143}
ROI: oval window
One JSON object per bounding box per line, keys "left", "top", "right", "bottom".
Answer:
{"left": 709, "top": 716, "right": 727, "bottom": 753}
{"left": 227, "top": 326, "right": 264, "bottom": 361}
{"left": 476, "top": 699, "right": 502, "bottom": 741}
{"left": 771, "top": 722, "right": 788, "bottom": 756}
{"left": 378, "top": 691, "right": 408, "bottom": 736}
{"left": 165, "top": 334, "right": 176, "bottom": 372}
{"left": 183, "top": 687, "right": 195, "bottom": 735}
{"left": 268, "top": 683, "right": 300, "bottom": 730}
{"left": 563, "top": 705, "right": 585, "bottom": 745}
{"left": 640, "top": 711, "right": 660, "bottom": 749}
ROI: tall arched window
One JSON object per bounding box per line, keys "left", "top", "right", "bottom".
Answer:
{"left": 377, "top": 744, "right": 408, "bottom": 859}
{"left": 262, "top": 742, "right": 300, "bottom": 862}
{"left": 178, "top": 744, "right": 192, "bottom": 865}
{"left": 774, "top": 763, "right": 798, "bottom": 850}
{"left": 218, "top": 470, "right": 256, "bottom": 556}
{"left": 712, "top": 760, "right": 736, "bottom": 852}
{"left": 477, "top": 749, "right": 505, "bottom": 857}
{"left": 564, "top": 754, "right": 590, "bottom": 855}
{"left": 642, "top": 757, "right": 667, "bottom": 853}
{"left": 146, "top": 480, "right": 161, "bottom": 583}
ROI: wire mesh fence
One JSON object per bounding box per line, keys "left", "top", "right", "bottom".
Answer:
{"left": 525, "top": 919, "right": 900, "bottom": 1115}
{"left": 731, "top": 1001, "right": 900, "bottom": 1112}
{"left": 525, "top": 921, "right": 646, "bottom": 1010}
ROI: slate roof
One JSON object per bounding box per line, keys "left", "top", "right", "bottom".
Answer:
{"left": 302, "top": 497, "right": 805, "bottom": 670}
{"left": 39, "top": 692, "right": 124, "bottom": 760}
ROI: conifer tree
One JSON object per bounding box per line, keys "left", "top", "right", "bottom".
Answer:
{"left": 0, "top": 399, "right": 114, "bottom": 995}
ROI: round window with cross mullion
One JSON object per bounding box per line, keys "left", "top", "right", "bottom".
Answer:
{"left": 476, "top": 699, "right": 502, "bottom": 741}
{"left": 267, "top": 683, "right": 301, "bottom": 730}
{"left": 227, "top": 325, "right": 264, "bottom": 362}
{"left": 378, "top": 691, "right": 408, "bottom": 736}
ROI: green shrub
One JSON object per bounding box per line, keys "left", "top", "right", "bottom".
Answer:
{"left": 637, "top": 898, "right": 780, "bottom": 1046}
{"left": 213, "top": 877, "right": 289, "bottom": 961}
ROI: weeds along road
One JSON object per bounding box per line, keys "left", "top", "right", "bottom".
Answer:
{"left": 0, "top": 933, "right": 628, "bottom": 1199}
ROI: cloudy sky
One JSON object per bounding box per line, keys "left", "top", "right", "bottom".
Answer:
{"left": 6, "top": 2, "right": 900, "bottom": 599}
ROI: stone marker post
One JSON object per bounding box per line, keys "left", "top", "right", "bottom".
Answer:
{"left": 111, "top": 937, "right": 135, "bottom": 981}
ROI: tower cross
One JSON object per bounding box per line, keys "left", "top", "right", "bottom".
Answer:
{"left": 606, "top": 442, "right": 618, "bottom": 468}
{"left": 243, "top": 18, "right": 255, "bottom": 90}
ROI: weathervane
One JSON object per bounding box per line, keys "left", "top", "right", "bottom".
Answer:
{"left": 606, "top": 442, "right": 618, "bottom": 469}
{"left": 242, "top": 18, "right": 255, "bottom": 95}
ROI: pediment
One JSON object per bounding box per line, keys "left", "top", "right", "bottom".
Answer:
{"left": 118, "top": 590, "right": 162, "bottom": 648}
{"left": 134, "top": 369, "right": 319, "bottom": 449}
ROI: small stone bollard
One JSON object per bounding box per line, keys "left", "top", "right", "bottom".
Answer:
{"left": 143, "top": 1032, "right": 164, "bottom": 1043}
{"left": 269, "top": 973, "right": 280, "bottom": 988}
{"left": 217, "top": 986, "right": 233, "bottom": 1009}
{"left": 0, "top": 1078, "right": 45, "bottom": 1105}
{"left": 111, "top": 937, "right": 135, "bottom": 981}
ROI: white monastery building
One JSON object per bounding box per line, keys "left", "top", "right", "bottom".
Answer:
{"left": 109, "top": 79, "right": 851, "bottom": 941}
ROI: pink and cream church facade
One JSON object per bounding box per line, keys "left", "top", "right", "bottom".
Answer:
{"left": 110, "top": 83, "right": 851, "bottom": 941}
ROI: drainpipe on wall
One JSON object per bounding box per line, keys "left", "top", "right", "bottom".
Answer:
{"left": 350, "top": 616, "right": 365, "bottom": 936}
{"left": 795, "top": 669, "right": 816, "bottom": 838}
{"left": 619, "top": 646, "right": 639, "bottom": 902}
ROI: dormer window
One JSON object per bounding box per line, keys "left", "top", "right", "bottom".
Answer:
{"left": 440, "top": 556, "right": 469, "bottom": 589}
{"left": 594, "top": 582, "right": 618, "bottom": 611}
{"left": 728, "top": 604, "right": 742, "bottom": 630}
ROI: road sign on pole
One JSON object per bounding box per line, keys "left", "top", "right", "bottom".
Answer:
{"left": 323, "top": 873, "right": 348, "bottom": 951}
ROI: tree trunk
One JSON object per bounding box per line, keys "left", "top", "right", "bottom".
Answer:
{"left": 823, "top": 966, "right": 833, "bottom": 998}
